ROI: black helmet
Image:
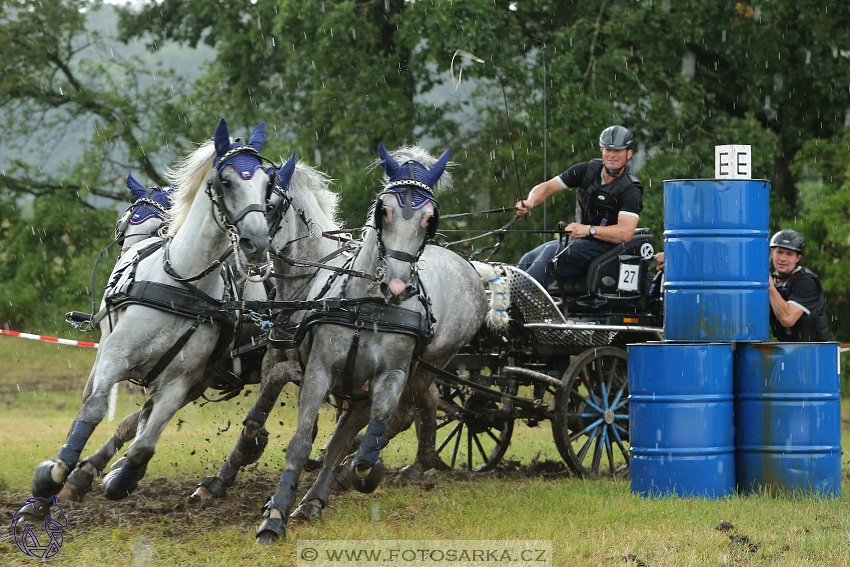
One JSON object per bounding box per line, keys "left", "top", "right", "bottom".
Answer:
{"left": 770, "top": 229, "right": 805, "bottom": 254}
{"left": 599, "top": 125, "right": 634, "bottom": 150}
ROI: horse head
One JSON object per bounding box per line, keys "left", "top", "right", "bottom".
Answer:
{"left": 374, "top": 142, "right": 448, "bottom": 304}
{"left": 115, "top": 173, "right": 173, "bottom": 250}
{"left": 209, "top": 119, "right": 272, "bottom": 265}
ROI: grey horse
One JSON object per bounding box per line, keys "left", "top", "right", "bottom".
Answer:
{"left": 256, "top": 143, "right": 489, "bottom": 543}
{"left": 30, "top": 119, "right": 272, "bottom": 504}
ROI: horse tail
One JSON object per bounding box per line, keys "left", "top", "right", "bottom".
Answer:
{"left": 470, "top": 261, "right": 509, "bottom": 328}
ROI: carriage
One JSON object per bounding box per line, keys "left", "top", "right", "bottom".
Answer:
{"left": 425, "top": 229, "right": 663, "bottom": 478}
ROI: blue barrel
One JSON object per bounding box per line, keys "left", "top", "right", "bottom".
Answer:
{"left": 735, "top": 342, "right": 842, "bottom": 497}
{"left": 663, "top": 179, "right": 770, "bottom": 341}
{"left": 629, "top": 343, "right": 735, "bottom": 499}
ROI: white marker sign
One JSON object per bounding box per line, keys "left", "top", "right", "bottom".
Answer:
{"left": 715, "top": 145, "right": 751, "bottom": 179}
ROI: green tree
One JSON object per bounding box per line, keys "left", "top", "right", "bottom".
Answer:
{"left": 0, "top": 0, "right": 198, "bottom": 330}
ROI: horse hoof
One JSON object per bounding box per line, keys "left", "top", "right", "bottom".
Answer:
{"left": 102, "top": 465, "right": 139, "bottom": 501}
{"left": 192, "top": 476, "right": 226, "bottom": 500}
{"left": 17, "top": 499, "right": 51, "bottom": 522}
{"left": 59, "top": 465, "right": 96, "bottom": 502}
{"left": 290, "top": 501, "right": 323, "bottom": 524}
{"left": 351, "top": 459, "right": 384, "bottom": 494}
{"left": 397, "top": 463, "right": 423, "bottom": 481}
{"left": 333, "top": 462, "right": 352, "bottom": 491}
{"left": 190, "top": 485, "right": 215, "bottom": 501}
{"left": 256, "top": 517, "right": 286, "bottom": 544}
{"left": 32, "top": 461, "right": 64, "bottom": 498}
{"left": 419, "top": 453, "right": 452, "bottom": 472}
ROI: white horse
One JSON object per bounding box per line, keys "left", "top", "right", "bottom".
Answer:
{"left": 31, "top": 119, "right": 272, "bottom": 503}
{"left": 115, "top": 173, "right": 172, "bottom": 255}
{"left": 58, "top": 154, "right": 338, "bottom": 504}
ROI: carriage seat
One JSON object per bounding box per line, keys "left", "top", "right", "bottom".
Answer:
{"left": 546, "top": 228, "right": 655, "bottom": 306}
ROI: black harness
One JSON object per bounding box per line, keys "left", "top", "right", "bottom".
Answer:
{"left": 100, "top": 240, "right": 239, "bottom": 389}
{"left": 272, "top": 171, "right": 440, "bottom": 400}
{"left": 98, "top": 144, "right": 277, "bottom": 390}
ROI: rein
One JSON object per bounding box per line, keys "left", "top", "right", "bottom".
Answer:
{"left": 269, "top": 247, "right": 378, "bottom": 282}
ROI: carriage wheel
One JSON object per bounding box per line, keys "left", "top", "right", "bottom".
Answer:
{"left": 433, "top": 372, "right": 515, "bottom": 472}
{"left": 551, "top": 347, "right": 629, "bottom": 478}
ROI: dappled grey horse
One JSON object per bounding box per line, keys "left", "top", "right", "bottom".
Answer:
{"left": 30, "top": 119, "right": 273, "bottom": 505}
{"left": 256, "top": 144, "right": 489, "bottom": 543}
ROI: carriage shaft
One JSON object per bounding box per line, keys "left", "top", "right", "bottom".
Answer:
{"left": 503, "top": 366, "right": 563, "bottom": 389}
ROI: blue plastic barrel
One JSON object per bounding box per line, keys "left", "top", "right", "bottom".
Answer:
{"left": 734, "top": 342, "right": 842, "bottom": 497}
{"left": 663, "top": 179, "right": 770, "bottom": 341}
{"left": 629, "top": 343, "right": 735, "bottom": 499}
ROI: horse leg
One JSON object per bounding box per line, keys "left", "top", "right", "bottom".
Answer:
{"left": 101, "top": 381, "right": 188, "bottom": 501}
{"left": 386, "top": 370, "right": 449, "bottom": 477}
{"left": 31, "top": 363, "right": 120, "bottom": 500}
{"left": 349, "top": 369, "right": 406, "bottom": 494}
{"left": 256, "top": 366, "right": 331, "bottom": 545}
{"left": 193, "top": 361, "right": 297, "bottom": 500}
{"left": 59, "top": 409, "right": 141, "bottom": 502}
{"left": 290, "top": 405, "right": 370, "bottom": 523}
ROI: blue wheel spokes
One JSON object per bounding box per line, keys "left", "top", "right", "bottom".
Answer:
{"left": 569, "top": 417, "right": 604, "bottom": 443}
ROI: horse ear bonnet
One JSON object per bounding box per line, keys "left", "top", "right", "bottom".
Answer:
{"left": 126, "top": 172, "right": 148, "bottom": 201}
{"left": 375, "top": 143, "right": 446, "bottom": 239}
{"left": 275, "top": 151, "right": 298, "bottom": 192}
{"left": 213, "top": 119, "right": 265, "bottom": 181}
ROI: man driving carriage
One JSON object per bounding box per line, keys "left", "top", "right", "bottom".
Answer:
{"left": 514, "top": 125, "right": 644, "bottom": 287}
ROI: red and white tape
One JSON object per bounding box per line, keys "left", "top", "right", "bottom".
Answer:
{"left": 1, "top": 328, "right": 98, "bottom": 348}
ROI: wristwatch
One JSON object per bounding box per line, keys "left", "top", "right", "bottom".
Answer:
{"left": 588, "top": 225, "right": 596, "bottom": 237}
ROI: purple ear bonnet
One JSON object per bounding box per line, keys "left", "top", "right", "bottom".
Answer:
{"left": 378, "top": 142, "right": 449, "bottom": 209}
{"left": 126, "top": 172, "right": 172, "bottom": 224}
{"left": 213, "top": 119, "right": 265, "bottom": 180}
{"left": 274, "top": 151, "right": 298, "bottom": 191}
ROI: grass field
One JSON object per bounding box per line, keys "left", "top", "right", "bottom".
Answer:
{"left": 0, "top": 337, "right": 848, "bottom": 566}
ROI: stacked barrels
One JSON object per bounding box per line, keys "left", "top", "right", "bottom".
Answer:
{"left": 628, "top": 179, "right": 841, "bottom": 498}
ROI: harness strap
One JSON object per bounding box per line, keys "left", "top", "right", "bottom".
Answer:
{"left": 293, "top": 300, "right": 431, "bottom": 350}
{"left": 141, "top": 317, "right": 203, "bottom": 388}
{"left": 343, "top": 328, "right": 361, "bottom": 398}
{"left": 271, "top": 250, "right": 378, "bottom": 282}
{"left": 112, "top": 280, "right": 234, "bottom": 329}
{"left": 384, "top": 248, "right": 418, "bottom": 263}
{"left": 163, "top": 236, "right": 234, "bottom": 283}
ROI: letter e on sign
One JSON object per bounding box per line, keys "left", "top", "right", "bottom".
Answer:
{"left": 715, "top": 145, "right": 752, "bottom": 179}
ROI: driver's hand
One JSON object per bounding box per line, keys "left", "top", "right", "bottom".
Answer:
{"left": 655, "top": 252, "right": 665, "bottom": 271}
{"left": 515, "top": 200, "right": 531, "bottom": 216}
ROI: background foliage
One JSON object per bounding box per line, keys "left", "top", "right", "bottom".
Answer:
{"left": 0, "top": 0, "right": 848, "bottom": 340}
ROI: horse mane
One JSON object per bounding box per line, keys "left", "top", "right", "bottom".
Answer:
{"left": 164, "top": 140, "right": 217, "bottom": 235}
{"left": 365, "top": 145, "right": 455, "bottom": 230}
{"left": 291, "top": 159, "right": 340, "bottom": 229}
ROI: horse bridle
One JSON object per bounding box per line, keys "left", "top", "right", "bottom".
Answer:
{"left": 372, "top": 177, "right": 441, "bottom": 285}
{"left": 163, "top": 144, "right": 277, "bottom": 284}
{"left": 114, "top": 191, "right": 170, "bottom": 240}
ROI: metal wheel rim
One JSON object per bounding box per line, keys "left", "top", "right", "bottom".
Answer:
{"left": 552, "top": 347, "right": 629, "bottom": 478}
{"left": 434, "top": 373, "right": 515, "bottom": 472}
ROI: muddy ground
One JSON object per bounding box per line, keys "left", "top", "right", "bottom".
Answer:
{"left": 0, "top": 458, "right": 570, "bottom": 544}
